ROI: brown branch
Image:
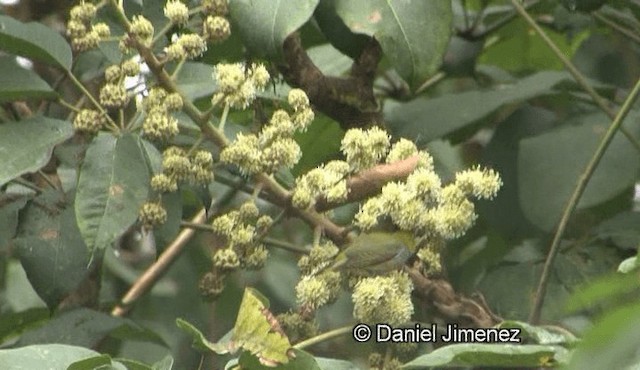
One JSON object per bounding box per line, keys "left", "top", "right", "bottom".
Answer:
{"left": 279, "top": 33, "right": 382, "bottom": 129}
{"left": 407, "top": 267, "right": 501, "bottom": 328}
{"left": 315, "top": 155, "right": 420, "bottom": 212}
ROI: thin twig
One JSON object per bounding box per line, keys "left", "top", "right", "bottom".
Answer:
{"left": 529, "top": 76, "right": 640, "bottom": 324}
{"left": 292, "top": 325, "right": 353, "bottom": 349}
{"left": 511, "top": 0, "right": 640, "bottom": 153}
{"left": 111, "top": 208, "right": 207, "bottom": 317}
{"left": 593, "top": 11, "right": 640, "bottom": 44}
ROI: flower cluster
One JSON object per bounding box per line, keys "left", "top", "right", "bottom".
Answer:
{"left": 164, "top": 0, "right": 189, "bottom": 25}
{"left": 276, "top": 312, "right": 318, "bottom": 343}
{"left": 220, "top": 88, "right": 315, "bottom": 175}
{"left": 202, "top": 0, "right": 228, "bottom": 16}
{"left": 72, "top": 109, "right": 106, "bottom": 134}
{"left": 202, "top": 15, "right": 231, "bottom": 43}
{"left": 99, "top": 61, "right": 139, "bottom": 109}
{"left": 165, "top": 34, "right": 208, "bottom": 61}
{"left": 354, "top": 147, "right": 501, "bottom": 241}
{"left": 138, "top": 201, "right": 167, "bottom": 229}
{"left": 295, "top": 270, "right": 341, "bottom": 311}
{"left": 351, "top": 272, "right": 413, "bottom": 326}
{"left": 152, "top": 146, "right": 214, "bottom": 191}
{"left": 211, "top": 63, "right": 270, "bottom": 109}
{"left": 210, "top": 200, "right": 272, "bottom": 271}
{"left": 129, "top": 15, "right": 154, "bottom": 47}
{"left": 67, "top": 1, "right": 110, "bottom": 52}
{"left": 141, "top": 87, "right": 183, "bottom": 140}
{"left": 291, "top": 161, "right": 350, "bottom": 209}
{"left": 341, "top": 126, "right": 391, "bottom": 172}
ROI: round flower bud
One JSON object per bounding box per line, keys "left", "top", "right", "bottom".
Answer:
{"left": 288, "top": 88, "right": 309, "bottom": 110}
{"left": 454, "top": 166, "right": 503, "bottom": 200}
{"left": 164, "top": 0, "right": 189, "bottom": 25}
{"left": 176, "top": 34, "right": 207, "bottom": 59}
{"left": 151, "top": 173, "right": 178, "bottom": 192}
{"left": 230, "top": 225, "right": 255, "bottom": 245}
{"left": 202, "top": 0, "right": 228, "bottom": 15}
{"left": 104, "top": 65, "right": 122, "bottom": 83}
{"left": 351, "top": 273, "right": 414, "bottom": 326}
{"left": 99, "top": 83, "right": 129, "bottom": 109}
{"left": 162, "top": 150, "right": 191, "bottom": 181}
{"left": 145, "top": 87, "right": 168, "bottom": 110}
{"left": 73, "top": 109, "right": 105, "bottom": 134}
{"left": 67, "top": 20, "right": 87, "bottom": 39}
{"left": 165, "top": 43, "right": 185, "bottom": 61}
{"left": 255, "top": 215, "right": 273, "bottom": 233}
{"left": 386, "top": 138, "right": 418, "bottom": 163}
{"left": 70, "top": 2, "right": 96, "bottom": 22}
{"left": 139, "top": 201, "right": 167, "bottom": 228}
{"left": 238, "top": 201, "right": 259, "bottom": 221}
{"left": 72, "top": 31, "right": 100, "bottom": 52}
{"left": 250, "top": 64, "right": 270, "bottom": 89}
{"left": 121, "top": 59, "right": 141, "bottom": 77}
{"left": 212, "top": 248, "right": 240, "bottom": 270}
{"left": 164, "top": 92, "right": 183, "bottom": 111}
{"left": 143, "top": 109, "right": 179, "bottom": 140}
{"left": 292, "top": 107, "right": 314, "bottom": 131}
{"left": 92, "top": 23, "right": 111, "bottom": 38}
{"left": 130, "top": 15, "right": 154, "bottom": 45}
{"left": 296, "top": 275, "right": 331, "bottom": 311}
{"left": 243, "top": 244, "right": 268, "bottom": 269}
{"left": 211, "top": 213, "right": 236, "bottom": 237}
{"left": 203, "top": 16, "right": 231, "bottom": 43}
{"left": 199, "top": 271, "right": 224, "bottom": 300}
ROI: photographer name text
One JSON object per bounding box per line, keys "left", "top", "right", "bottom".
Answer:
{"left": 352, "top": 323, "right": 521, "bottom": 343}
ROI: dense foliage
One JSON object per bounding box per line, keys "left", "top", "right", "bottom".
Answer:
{"left": 1, "top": 0, "right": 640, "bottom": 369}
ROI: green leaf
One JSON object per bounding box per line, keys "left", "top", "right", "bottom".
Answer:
{"left": 238, "top": 349, "right": 320, "bottom": 369}
{"left": 176, "top": 318, "right": 231, "bottom": 354}
{"left": 0, "top": 56, "right": 56, "bottom": 102}
{"left": 565, "top": 272, "right": 640, "bottom": 312}
{"left": 0, "top": 15, "right": 72, "bottom": 69}
{"left": 229, "top": 0, "right": 320, "bottom": 60}
{"left": 0, "top": 116, "right": 73, "bottom": 186}
{"left": 518, "top": 112, "right": 640, "bottom": 231}
{"left": 232, "top": 288, "right": 292, "bottom": 366}
{"left": 566, "top": 301, "right": 640, "bottom": 370}
{"left": 386, "top": 71, "right": 570, "bottom": 144}
{"left": 75, "top": 133, "right": 150, "bottom": 256}
{"left": 67, "top": 355, "right": 112, "bottom": 370}
{"left": 315, "top": 357, "right": 360, "bottom": 370}
{"left": 293, "top": 113, "right": 343, "bottom": 176}
{"left": 497, "top": 321, "right": 578, "bottom": 345}
{"left": 402, "top": 343, "right": 567, "bottom": 368}
{"left": 333, "top": 0, "right": 452, "bottom": 90}
{"left": 0, "top": 344, "right": 102, "bottom": 370}
{"left": 595, "top": 211, "right": 640, "bottom": 250}
{"left": 14, "top": 195, "right": 90, "bottom": 309}
{"left": 18, "top": 308, "right": 165, "bottom": 347}
{"left": 0, "top": 308, "right": 49, "bottom": 344}
{"left": 175, "top": 62, "right": 216, "bottom": 101}
{"left": 479, "top": 18, "right": 588, "bottom": 73}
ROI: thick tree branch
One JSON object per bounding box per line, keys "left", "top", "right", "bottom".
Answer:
{"left": 279, "top": 33, "right": 382, "bottom": 129}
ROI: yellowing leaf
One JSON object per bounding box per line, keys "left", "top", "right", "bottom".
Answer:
{"left": 232, "top": 288, "right": 292, "bottom": 366}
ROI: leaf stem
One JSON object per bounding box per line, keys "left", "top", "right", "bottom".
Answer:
{"left": 593, "top": 11, "right": 640, "bottom": 44}
{"left": 292, "top": 326, "right": 353, "bottom": 349}
{"left": 65, "top": 70, "right": 120, "bottom": 132}
{"left": 529, "top": 76, "right": 640, "bottom": 324}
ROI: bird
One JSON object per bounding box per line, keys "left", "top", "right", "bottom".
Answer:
{"left": 329, "top": 231, "right": 417, "bottom": 274}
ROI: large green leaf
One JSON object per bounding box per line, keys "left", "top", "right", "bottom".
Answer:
{"left": 0, "top": 57, "right": 56, "bottom": 102}
{"left": 14, "top": 193, "right": 90, "bottom": 310}
{"left": 18, "top": 308, "right": 165, "bottom": 347}
{"left": 386, "top": 71, "right": 570, "bottom": 144}
{"left": 0, "top": 15, "right": 72, "bottom": 70}
{"left": 0, "top": 116, "right": 73, "bottom": 186}
{"left": 75, "top": 133, "right": 150, "bottom": 256}
{"left": 402, "top": 343, "right": 567, "bottom": 368}
{"left": 229, "top": 0, "right": 320, "bottom": 60}
{"left": 332, "top": 0, "right": 452, "bottom": 90}
{"left": 566, "top": 301, "right": 640, "bottom": 370}
{"left": 0, "top": 344, "right": 103, "bottom": 370}
{"left": 518, "top": 112, "right": 640, "bottom": 231}
{"left": 313, "top": 0, "right": 370, "bottom": 59}
{"left": 175, "top": 62, "right": 216, "bottom": 101}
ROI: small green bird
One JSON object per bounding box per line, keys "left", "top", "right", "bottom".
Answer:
{"left": 330, "top": 231, "right": 417, "bottom": 274}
